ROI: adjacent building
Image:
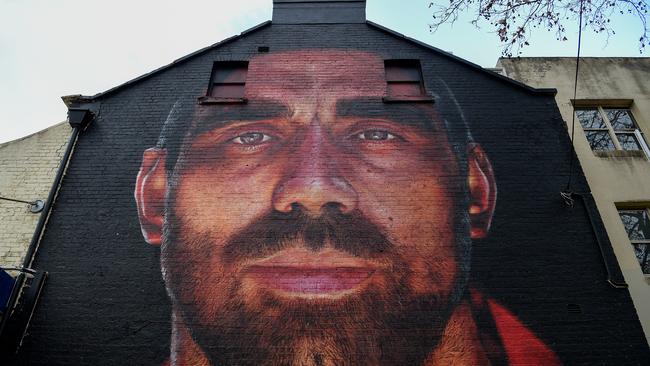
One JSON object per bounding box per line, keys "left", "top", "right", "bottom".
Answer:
{"left": 0, "top": 122, "right": 71, "bottom": 268}
{"left": 498, "top": 57, "right": 650, "bottom": 344}
{"left": 0, "top": 114, "right": 90, "bottom": 355}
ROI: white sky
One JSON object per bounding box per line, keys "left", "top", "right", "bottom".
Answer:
{"left": 0, "top": 0, "right": 646, "bottom": 143}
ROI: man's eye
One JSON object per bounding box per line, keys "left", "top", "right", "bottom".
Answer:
{"left": 231, "top": 132, "right": 272, "bottom": 145}
{"left": 357, "top": 130, "right": 396, "bottom": 141}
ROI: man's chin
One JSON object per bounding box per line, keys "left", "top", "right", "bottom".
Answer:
{"left": 180, "top": 280, "right": 453, "bottom": 366}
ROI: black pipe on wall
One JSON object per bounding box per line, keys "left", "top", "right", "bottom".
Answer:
{"left": 570, "top": 192, "right": 628, "bottom": 289}
{"left": 0, "top": 107, "right": 94, "bottom": 352}
{"left": 22, "top": 126, "right": 81, "bottom": 270}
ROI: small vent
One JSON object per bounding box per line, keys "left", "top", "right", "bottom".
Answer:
{"left": 258, "top": 46, "right": 270, "bottom": 53}
{"left": 567, "top": 303, "right": 583, "bottom": 315}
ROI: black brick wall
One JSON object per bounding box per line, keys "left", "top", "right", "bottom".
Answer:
{"left": 12, "top": 23, "right": 649, "bottom": 365}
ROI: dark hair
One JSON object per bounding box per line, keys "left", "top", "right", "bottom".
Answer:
{"left": 155, "top": 100, "right": 193, "bottom": 173}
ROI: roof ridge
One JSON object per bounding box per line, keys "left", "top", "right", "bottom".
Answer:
{"left": 365, "top": 21, "right": 555, "bottom": 96}
{"left": 62, "top": 19, "right": 556, "bottom": 107}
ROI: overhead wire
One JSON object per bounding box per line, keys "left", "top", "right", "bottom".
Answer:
{"left": 564, "top": 0, "right": 585, "bottom": 194}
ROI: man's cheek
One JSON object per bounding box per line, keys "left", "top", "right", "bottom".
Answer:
{"left": 402, "top": 250, "right": 459, "bottom": 297}
{"left": 350, "top": 168, "right": 457, "bottom": 230}
{"left": 162, "top": 238, "right": 236, "bottom": 316}
{"left": 384, "top": 209, "right": 459, "bottom": 297}
{"left": 174, "top": 168, "right": 276, "bottom": 233}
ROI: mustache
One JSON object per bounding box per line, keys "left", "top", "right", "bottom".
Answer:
{"left": 221, "top": 203, "right": 393, "bottom": 264}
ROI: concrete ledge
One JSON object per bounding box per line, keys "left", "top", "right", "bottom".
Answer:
{"left": 594, "top": 150, "right": 647, "bottom": 159}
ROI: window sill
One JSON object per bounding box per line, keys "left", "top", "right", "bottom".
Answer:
{"left": 198, "top": 96, "right": 248, "bottom": 105}
{"left": 593, "top": 150, "right": 647, "bottom": 159}
{"left": 383, "top": 96, "right": 435, "bottom": 103}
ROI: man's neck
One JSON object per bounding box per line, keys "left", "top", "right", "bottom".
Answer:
{"left": 169, "top": 299, "right": 489, "bottom": 366}
{"left": 170, "top": 312, "right": 211, "bottom": 366}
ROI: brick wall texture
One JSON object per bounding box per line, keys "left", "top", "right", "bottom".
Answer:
{"left": 9, "top": 22, "right": 650, "bottom": 365}
{"left": 0, "top": 122, "right": 70, "bottom": 268}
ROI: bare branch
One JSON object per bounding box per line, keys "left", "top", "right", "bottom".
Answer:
{"left": 428, "top": 0, "right": 650, "bottom": 56}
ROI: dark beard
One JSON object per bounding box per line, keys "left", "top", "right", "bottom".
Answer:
{"left": 191, "top": 272, "right": 450, "bottom": 366}
{"left": 162, "top": 205, "right": 468, "bottom": 366}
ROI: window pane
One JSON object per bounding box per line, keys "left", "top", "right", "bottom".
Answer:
{"left": 387, "top": 82, "right": 422, "bottom": 96}
{"left": 212, "top": 68, "right": 247, "bottom": 83}
{"left": 584, "top": 131, "right": 615, "bottom": 150}
{"left": 210, "top": 84, "right": 245, "bottom": 98}
{"left": 633, "top": 244, "right": 650, "bottom": 274}
{"left": 385, "top": 60, "right": 422, "bottom": 81}
{"left": 385, "top": 66, "right": 421, "bottom": 82}
{"left": 576, "top": 109, "right": 606, "bottom": 129}
{"left": 616, "top": 133, "right": 642, "bottom": 150}
{"left": 619, "top": 210, "right": 650, "bottom": 241}
{"left": 605, "top": 109, "right": 636, "bottom": 130}
{"left": 211, "top": 62, "right": 248, "bottom": 83}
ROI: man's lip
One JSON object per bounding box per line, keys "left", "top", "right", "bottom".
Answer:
{"left": 244, "top": 248, "right": 377, "bottom": 296}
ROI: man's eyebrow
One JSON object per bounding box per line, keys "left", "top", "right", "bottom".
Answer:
{"left": 189, "top": 101, "right": 291, "bottom": 136}
{"left": 336, "top": 98, "right": 438, "bottom": 131}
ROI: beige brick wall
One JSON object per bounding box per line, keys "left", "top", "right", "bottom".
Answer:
{"left": 0, "top": 122, "right": 71, "bottom": 269}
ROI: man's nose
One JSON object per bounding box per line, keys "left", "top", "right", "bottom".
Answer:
{"left": 272, "top": 122, "right": 358, "bottom": 215}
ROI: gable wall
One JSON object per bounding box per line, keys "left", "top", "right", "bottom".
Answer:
{"left": 13, "top": 24, "right": 649, "bottom": 365}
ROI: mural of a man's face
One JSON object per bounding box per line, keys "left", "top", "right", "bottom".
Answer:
{"left": 135, "top": 50, "right": 496, "bottom": 366}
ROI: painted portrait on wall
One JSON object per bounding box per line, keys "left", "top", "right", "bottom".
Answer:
{"left": 134, "top": 49, "right": 560, "bottom": 366}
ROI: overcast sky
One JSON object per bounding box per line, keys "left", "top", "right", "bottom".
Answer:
{"left": 0, "top": 0, "right": 646, "bottom": 143}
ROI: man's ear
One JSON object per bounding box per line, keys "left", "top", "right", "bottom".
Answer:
{"left": 467, "top": 143, "right": 497, "bottom": 239}
{"left": 134, "top": 148, "right": 168, "bottom": 246}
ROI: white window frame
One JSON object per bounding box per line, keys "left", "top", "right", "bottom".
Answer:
{"left": 575, "top": 106, "right": 650, "bottom": 158}
{"left": 618, "top": 208, "right": 650, "bottom": 278}
{"left": 634, "top": 129, "right": 650, "bottom": 157}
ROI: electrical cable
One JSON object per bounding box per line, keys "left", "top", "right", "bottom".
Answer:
{"left": 0, "top": 196, "right": 38, "bottom": 206}
{"left": 564, "top": 0, "right": 585, "bottom": 194}
{"left": 557, "top": 1, "right": 627, "bottom": 289}
{"left": 560, "top": 191, "right": 575, "bottom": 207}
{"left": 0, "top": 196, "right": 44, "bottom": 213}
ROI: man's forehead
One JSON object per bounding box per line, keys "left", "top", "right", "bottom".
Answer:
{"left": 187, "top": 49, "right": 444, "bottom": 136}
{"left": 246, "top": 50, "right": 387, "bottom": 98}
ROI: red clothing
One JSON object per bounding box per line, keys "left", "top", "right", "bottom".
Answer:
{"left": 471, "top": 289, "right": 562, "bottom": 366}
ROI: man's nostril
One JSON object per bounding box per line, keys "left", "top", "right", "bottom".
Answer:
{"left": 289, "top": 202, "right": 303, "bottom": 213}
{"left": 322, "top": 201, "right": 347, "bottom": 214}
{"left": 272, "top": 173, "right": 358, "bottom": 215}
